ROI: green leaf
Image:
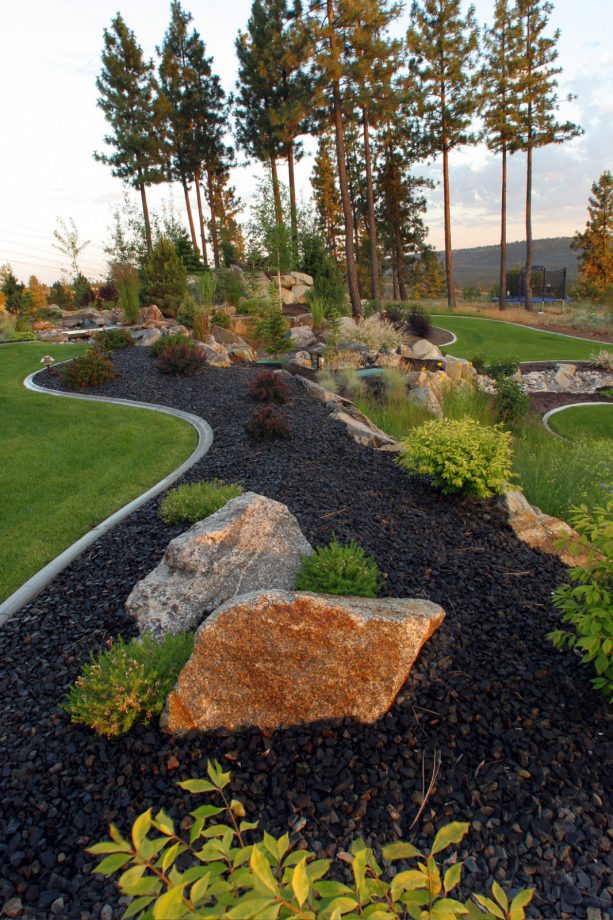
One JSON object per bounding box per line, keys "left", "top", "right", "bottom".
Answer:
{"left": 429, "top": 898, "right": 470, "bottom": 918}
{"left": 152, "top": 884, "right": 187, "bottom": 920}
{"left": 94, "top": 853, "right": 133, "bottom": 876}
{"left": 509, "top": 888, "right": 534, "bottom": 920}
{"left": 227, "top": 897, "right": 278, "bottom": 919}
{"left": 231, "top": 799, "right": 247, "bottom": 818}
{"left": 381, "top": 841, "right": 421, "bottom": 861}
{"left": 473, "top": 894, "right": 506, "bottom": 919}
{"left": 190, "top": 872, "right": 211, "bottom": 904}
{"left": 88, "top": 841, "right": 128, "bottom": 856}
{"left": 118, "top": 864, "right": 147, "bottom": 894}
{"left": 121, "top": 896, "right": 155, "bottom": 918}
{"left": 250, "top": 845, "right": 279, "bottom": 895}
{"left": 131, "top": 810, "right": 152, "bottom": 850}
{"left": 325, "top": 896, "right": 360, "bottom": 914}
{"left": 178, "top": 779, "right": 217, "bottom": 794}
{"left": 391, "top": 869, "right": 427, "bottom": 899}
{"left": 444, "top": 862, "right": 463, "bottom": 894}
{"left": 491, "top": 881, "right": 508, "bottom": 912}
{"left": 315, "top": 881, "right": 354, "bottom": 898}
{"left": 153, "top": 809, "right": 174, "bottom": 836}
{"left": 430, "top": 822, "right": 470, "bottom": 856}
{"left": 292, "top": 856, "right": 310, "bottom": 907}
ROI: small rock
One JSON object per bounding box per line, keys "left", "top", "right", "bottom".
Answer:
{"left": 2, "top": 899, "right": 23, "bottom": 918}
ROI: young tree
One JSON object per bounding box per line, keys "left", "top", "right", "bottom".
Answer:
{"left": 1, "top": 265, "right": 31, "bottom": 314}
{"left": 311, "top": 133, "right": 343, "bottom": 259}
{"left": 512, "top": 0, "right": 582, "bottom": 310}
{"left": 572, "top": 171, "right": 613, "bottom": 303}
{"left": 27, "top": 276, "right": 48, "bottom": 308}
{"left": 95, "top": 14, "right": 165, "bottom": 251}
{"left": 406, "top": 0, "right": 480, "bottom": 309}
{"left": 481, "top": 0, "right": 522, "bottom": 311}
{"left": 140, "top": 236, "right": 189, "bottom": 317}
{"left": 52, "top": 218, "right": 91, "bottom": 280}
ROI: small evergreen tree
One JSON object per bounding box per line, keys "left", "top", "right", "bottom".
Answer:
{"left": 572, "top": 171, "right": 613, "bottom": 303}
{"left": 140, "top": 237, "right": 189, "bottom": 317}
{"left": 27, "top": 276, "right": 48, "bottom": 308}
{"left": 1, "top": 265, "right": 31, "bottom": 315}
{"left": 311, "top": 134, "right": 343, "bottom": 260}
{"left": 301, "top": 233, "right": 347, "bottom": 309}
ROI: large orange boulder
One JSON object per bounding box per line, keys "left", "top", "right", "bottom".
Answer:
{"left": 161, "top": 590, "right": 445, "bottom": 734}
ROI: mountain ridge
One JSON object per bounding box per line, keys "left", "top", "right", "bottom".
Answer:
{"left": 438, "top": 236, "right": 579, "bottom": 288}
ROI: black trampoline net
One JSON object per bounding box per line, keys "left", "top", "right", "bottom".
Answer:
{"left": 505, "top": 266, "right": 568, "bottom": 301}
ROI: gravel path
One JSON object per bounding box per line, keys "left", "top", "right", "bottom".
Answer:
{"left": 1, "top": 349, "right": 611, "bottom": 920}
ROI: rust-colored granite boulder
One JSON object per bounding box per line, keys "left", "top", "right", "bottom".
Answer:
{"left": 161, "top": 590, "right": 445, "bottom": 734}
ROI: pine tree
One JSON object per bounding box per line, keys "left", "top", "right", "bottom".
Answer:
{"left": 406, "top": 0, "right": 480, "bottom": 309}
{"left": 572, "top": 171, "right": 613, "bottom": 303}
{"left": 311, "top": 134, "right": 343, "bottom": 259}
{"left": 95, "top": 14, "right": 165, "bottom": 251}
{"left": 512, "top": 0, "right": 582, "bottom": 310}
{"left": 481, "top": 0, "right": 522, "bottom": 311}
{"left": 140, "top": 237, "right": 189, "bottom": 317}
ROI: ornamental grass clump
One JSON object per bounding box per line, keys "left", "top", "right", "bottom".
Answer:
{"left": 250, "top": 370, "right": 289, "bottom": 404}
{"left": 549, "top": 500, "right": 613, "bottom": 699}
{"left": 63, "top": 632, "right": 194, "bottom": 737}
{"left": 60, "top": 348, "right": 117, "bottom": 388}
{"left": 398, "top": 418, "right": 514, "bottom": 498}
{"left": 159, "top": 480, "right": 243, "bottom": 525}
{"left": 88, "top": 759, "right": 534, "bottom": 920}
{"left": 296, "top": 540, "right": 382, "bottom": 597}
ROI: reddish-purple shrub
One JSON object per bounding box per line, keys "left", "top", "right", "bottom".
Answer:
{"left": 245, "top": 405, "right": 290, "bottom": 439}
{"left": 249, "top": 370, "right": 289, "bottom": 405}
{"left": 60, "top": 349, "right": 117, "bottom": 388}
{"left": 156, "top": 341, "right": 207, "bottom": 376}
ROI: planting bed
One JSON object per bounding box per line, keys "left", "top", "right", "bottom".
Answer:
{"left": 1, "top": 348, "right": 611, "bottom": 919}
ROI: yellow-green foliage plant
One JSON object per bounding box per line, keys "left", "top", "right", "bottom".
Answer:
{"left": 88, "top": 759, "right": 534, "bottom": 919}
{"left": 398, "top": 418, "right": 514, "bottom": 498}
{"left": 549, "top": 500, "right": 613, "bottom": 698}
{"left": 159, "top": 480, "right": 244, "bottom": 525}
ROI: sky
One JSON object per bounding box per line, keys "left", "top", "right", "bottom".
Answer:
{"left": 0, "top": 0, "right": 611, "bottom": 284}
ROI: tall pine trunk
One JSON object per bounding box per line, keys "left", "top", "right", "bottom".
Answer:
{"left": 194, "top": 169, "right": 209, "bottom": 268}
{"left": 326, "top": 0, "right": 362, "bottom": 318}
{"left": 362, "top": 107, "right": 381, "bottom": 305}
{"left": 524, "top": 140, "right": 534, "bottom": 311}
{"left": 270, "top": 156, "right": 284, "bottom": 231}
{"left": 287, "top": 141, "right": 299, "bottom": 265}
{"left": 206, "top": 168, "right": 221, "bottom": 268}
{"left": 499, "top": 145, "right": 507, "bottom": 310}
{"left": 138, "top": 176, "right": 152, "bottom": 252}
{"left": 442, "top": 144, "right": 456, "bottom": 309}
{"left": 182, "top": 178, "right": 200, "bottom": 257}
{"left": 393, "top": 221, "right": 407, "bottom": 300}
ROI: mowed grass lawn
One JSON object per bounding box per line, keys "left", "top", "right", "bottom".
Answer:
{"left": 547, "top": 404, "right": 613, "bottom": 441}
{"left": 433, "top": 315, "right": 613, "bottom": 362}
{"left": 0, "top": 343, "right": 196, "bottom": 602}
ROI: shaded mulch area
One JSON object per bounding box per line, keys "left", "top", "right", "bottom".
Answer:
{"left": 530, "top": 390, "right": 613, "bottom": 416}
{"left": 1, "top": 350, "right": 611, "bottom": 919}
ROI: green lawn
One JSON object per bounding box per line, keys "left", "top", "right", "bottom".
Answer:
{"left": 433, "top": 315, "right": 613, "bottom": 362}
{"left": 547, "top": 404, "right": 613, "bottom": 441}
{"left": 0, "top": 343, "right": 197, "bottom": 602}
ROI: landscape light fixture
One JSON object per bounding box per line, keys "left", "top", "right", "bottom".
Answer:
{"left": 40, "top": 355, "right": 55, "bottom": 373}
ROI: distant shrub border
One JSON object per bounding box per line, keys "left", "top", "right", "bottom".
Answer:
{"left": 159, "top": 479, "right": 244, "bottom": 525}
{"left": 60, "top": 349, "right": 117, "bottom": 388}
{"left": 296, "top": 539, "right": 382, "bottom": 597}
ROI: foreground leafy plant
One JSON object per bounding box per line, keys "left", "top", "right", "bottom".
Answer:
{"left": 159, "top": 480, "right": 244, "bottom": 525}
{"left": 296, "top": 539, "right": 382, "bottom": 597}
{"left": 549, "top": 500, "right": 613, "bottom": 698}
{"left": 64, "top": 632, "right": 194, "bottom": 736}
{"left": 494, "top": 379, "right": 529, "bottom": 426}
{"left": 88, "top": 759, "right": 534, "bottom": 919}
{"left": 398, "top": 418, "right": 514, "bottom": 498}
{"left": 60, "top": 349, "right": 117, "bottom": 388}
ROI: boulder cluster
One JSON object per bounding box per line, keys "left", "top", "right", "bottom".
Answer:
{"left": 126, "top": 492, "right": 445, "bottom": 734}
{"left": 478, "top": 362, "right": 613, "bottom": 395}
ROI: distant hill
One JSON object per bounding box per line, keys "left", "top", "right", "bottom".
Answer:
{"left": 439, "top": 237, "right": 579, "bottom": 288}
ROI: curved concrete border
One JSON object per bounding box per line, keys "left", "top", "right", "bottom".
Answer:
{"left": 542, "top": 401, "right": 613, "bottom": 439}
{"left": 434, "top": 326, "right": 457, "bottom": 346}
{"left": 0, "top": 368, "right": 214, "bottom": 624}
{"left": 430, "top": 313, "right": 613, "bottom": 346}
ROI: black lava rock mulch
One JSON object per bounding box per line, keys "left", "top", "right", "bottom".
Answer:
{"left": 1, "top": 349, "right": 611, "bottom": 919}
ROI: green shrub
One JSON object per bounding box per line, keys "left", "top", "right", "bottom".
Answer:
{"left": 63, "top": 632, "right": 194, "bottom": 737}
{"left": 214, "top": 268, "right": 245, "bottom": 307}
{"left": 140, "top": 237, "right": 189, "bottom": 317}
{"left": 549, "top": 501, "right": 613, "bottom": 698}
{"left": 245, "top": 405, "right": 290, "bottom": 439}
{"left": 250, "top": 370, "right": 289, "bottom": 404}
{"left": 193, "top": 271, "right": 216, "bottom": 308}
{"left": 156, "top": 340, "right": 207, "bottom": 376}
{"left": 398, "top": 418, "right": 514, "bottom": 498}
{"left": 307, "top": 293, "right": 327, "bottom": 328}
{"left": 150, "top": 333, "right": 192, "bottom": 358}
{"left": 495, "top": 378, "right": 529, "bottom": 425}
{"left": 61, "top": 349, "right": 117, "bottom": 388}
{"left": 296, "top": 539, "right": 382, "bottom": 597}
{"left": 93, "top": 327, "right": 134, "bottom": 350}
{"left": 159, "top": 480, "right": 243, "bottom": 525}
{"left": 256, "top": 305, "right": 292, "bottom": 356}
{"left": 211, "top": 309, "right": 231, "bottom": 329}
{"left": 485, "top": 359, "right": 520, "bottom": 381}
{"left": 471, "top": 354, "right": 487, "bottom": 374}
{"left": 88, "top": 759, "right": 534, "bottom": 920}
{"left": 408, "top": 305, "right": 433, "bottom": 339}
{"left": 111, "top": 262, "right": 140, "bottom": 323}
{"left": 177, "top": 295, "right": 196, "bottom": 328}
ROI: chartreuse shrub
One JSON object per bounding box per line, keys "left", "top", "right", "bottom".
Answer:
{"left": 296, "top": 540, "right": 382, "bottom": 597}
{"left": 398, "top": 419, "right": 514, "bottom": 498}
{"left": 88, "top": 759, "right": 534, "bottom": 919}
{"left": 60, "top": 348, "right": 117, "bottom": 388}
{"left": 549, "top": 501, "right": 613, "bottom": 698}
{"left": 94, "top": 327, "right": 135, "bottom": 350}
{"left": 63, "top": 632, "right": 194, "bottom": 737}
{"left": 159, "top": 480, "right": 243, "bottom": 525}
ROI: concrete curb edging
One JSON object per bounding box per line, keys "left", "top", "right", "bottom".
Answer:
{"left": 542, "top": 401, "right": 613, "bottom": 440}
{"left": 0, "top": 369, "right": 214, "bottom": 625}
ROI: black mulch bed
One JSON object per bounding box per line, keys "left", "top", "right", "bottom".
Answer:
{"left": 2, "top": 349, "right": 612, "bottom": 919}
{"left": 530, "top": 390, "right": 613, "bottom": 416}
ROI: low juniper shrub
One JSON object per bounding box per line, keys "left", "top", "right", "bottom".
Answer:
{"left": 485, "top": 359, "right": 520, "bottom": 381}
{"left": 159, "top": 479, "right": 244, "bottom": 525}
{"left": 63, "top": 632, "right": 194, "bottom": 737}
{"left": 93, "top": 327, "right": 134, "bottom": 350}
{"left": 150, "top": 332, "right": 192, "bottom": 358}
{"left": 549, "top": 500, "right": 613, "bottom": 699}
{"left": 471, "top": 354, "right": 487, "bottom": 374}
{"left": 156, "top": 340, "right": 207, "bottom": 376}
{"left": 250, "top": 370, "right": 289, "bottom": 405}
{"left": 495, "top": 378, "right": 529, "bottom": 425}
{"left": 408, "top": 305, "right": 433, "bottom": 339}
{"left": 245, "top": 405, "right": 290, "bottom": 439}
{"left": 296, "top": 539, "right": 382, "bottom": 597}
{"left": 88, "top": 759, "right": 534, "bottom": 919}
{"left": 398, "top": 417, "right": 514, "bottom": 498}
{"left": 60, "top": 349, "right": 117, "bottom": 388}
